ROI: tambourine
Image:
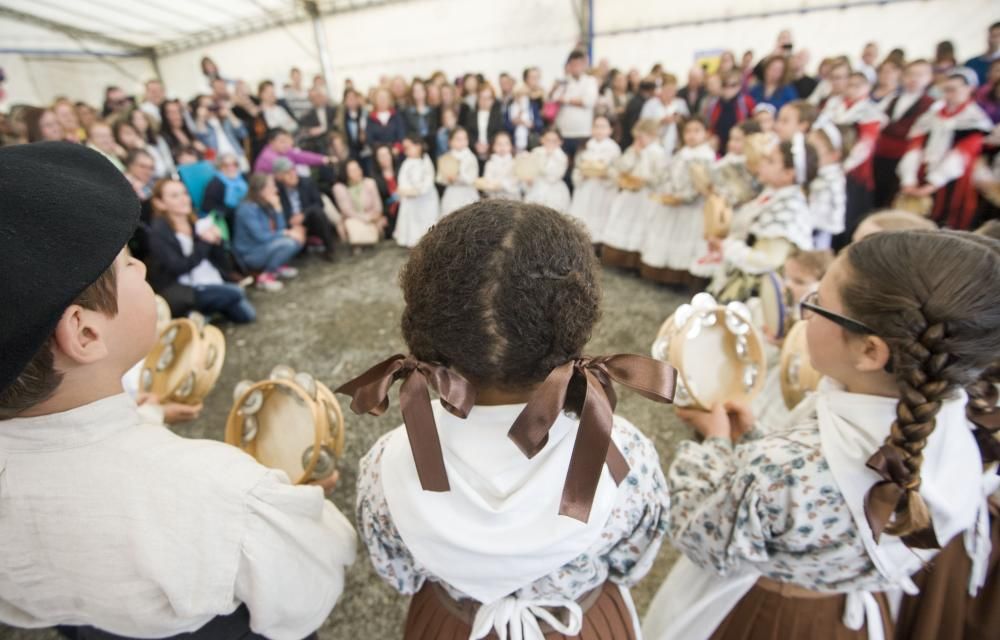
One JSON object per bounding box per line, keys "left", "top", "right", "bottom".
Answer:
{"left": 744, "top": 133, "right": 772, "bottom": 174}
{"left": 618, "top": 173, "right": 644, "bottom": 191}
{"left": 758, "top": 271, "right": 793, "bottom": 340}
{"left": 779, "top": 321, "right": 822, "bottom": 409}
{"left": 437, "top": 153, "right": 460, "bottom": 181}
{"left": 578, "top": 158, "right": 608, "bottom": 179}
{"left": 689, "top": 162, "right": 712, "bottom": 196}
{"left": 225, "top": 365, "right": 346, "bottom": 484}
{"left": 155, "top": 295, "right": 172, "bottom": 335}
{"left": 892, "top": 193, "right": 933, "bottom": 217}
{"left": 703, "top": 193, "right": 733, "bottom": 239}
{"left": 515, "top": 153, "right": 541, "bottom": 181}
{"left": 474, "top": 177, "right": 499, "bottom": 192}
{"left": 141, "top": 313, "right": 226, "bottom": 405}
{"left": 651, "top": 293, "right": 767, "bottom": 410}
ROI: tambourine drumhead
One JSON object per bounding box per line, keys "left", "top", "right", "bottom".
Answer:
{"left": 689, "top": 162, "right": 712, "bottom": 194}
{"left": 141, "top": 317, "right": 225, "bottom": 405}
{"left": 744, "top": 133, "right": 771, "bottom": 174}
{"left": 892, "top": 193, "right": 933, "bottom": 217}
{"left": 438, "top": 154, "right": 460, "bottom": 180}
{"left": 703, "top": 193, "right": 733, "bottom": 239}
{"left": 155, "top": 295, "right": 172, "bottom": 335}
{"left": 578, "top": 158, "right": 607, "bottom": 178}
{"left": 758, "top": 272, "right": 790, "bottom": 340}
{"left": 618, "top": 174, "right": 644, "bottom": 191}
{"left": 473, "top": 177, "right": 496, "bottom": 192}
{"left": 780, "top": 321, "right": 822, "bottom": 410}
{"left": 514, "top": 153, "right": 541, "bottom": 181}
{"left": 225, "top": 372, "right": 346, "bottom": 484}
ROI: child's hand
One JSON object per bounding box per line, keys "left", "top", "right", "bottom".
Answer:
{"left": 163, "top": 402, "right": 203, "bottom": 425}
{"left": 310, "top": 470, "right": 340, "bottom": 497}
{"left": 723, "top": 400, "right": 755, "bottom": 440}
{"left": 676, "top": 404, "right": 731, "bottom": 440}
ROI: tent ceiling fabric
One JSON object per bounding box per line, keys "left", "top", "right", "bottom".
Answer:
{"left": 0, "top": 0, "right": 408, "bottom": 57}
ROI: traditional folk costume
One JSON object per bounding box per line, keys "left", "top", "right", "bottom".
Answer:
{"left": 823, "top": 96, "right": 887, "bottom": 246}
{"left": 482, "top": 153, "right": 522, "bottom": 201}
{"left": 872, "top": 90, "right": 938, "bottom": 208}
{"left": 342, "top": 355, "right": 676, "bottom": 640}
{"left": 438, "top": 147, "right": 480, "bottom": 216}
{"left": 709, "top": 152, "right": 760, "bottom": 209}
{"left": 524, "top": 146, "right": 571, "bottom": 213}
{"left": 638, "top": 143, "right": 716, "bottom": 284}
{"left": 897, "top": 99, "right": 993, "bottom": 230}
{"left": 644, "top": 379, "right": 993, "bottom": 640}
{"left": 568, "top": 138, "right": 622, "bottom": 244}
{"left": 710, "top": 184, "right": 814, "bottom": 303}
{"left": 601, "top": 142, "right": 669, "bottom": 269}
{"left": 809, "top": 163, "right": 847, "bottom": 250}
{"left": 394, "top": 154, "right": 440, "bottom": 248}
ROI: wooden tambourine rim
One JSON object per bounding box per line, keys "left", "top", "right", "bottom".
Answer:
{"left": 155, "top": 295, "right": 172, "bottom": 335}
{"left": 437, "top": 154, "right": 460, "bottom": 180}
{"left": 143, "top": 318, "right": 212, "bottom": 405}
{"left": 779, "top": 321, "right": 822, "bottom": 410}
{"left": 667, "top": 308, "right": 768, "bottom": 411}
{"left": 514, "top": 153, "right": 541, "bottom": 181}
{"left": 759, "top": 271, "right": 788, "bottom": 340}
{"left": 192, "top": 325, "right": 226, "bottom": 402}
{"left": 689, "top": 162, "right": 712, "bottom": 195}
{"left": 703, "top": 193, "right": 733, "bottom": 239}
{"left": 891, "top": 193, "right": 933, "bottom": 217}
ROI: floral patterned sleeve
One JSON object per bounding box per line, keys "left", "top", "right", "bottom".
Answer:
{"left": 603, "top": 420, "right": 671, "bottom": 587}
{"left": 355, "top": 432, "right": 426, "bottom": 595}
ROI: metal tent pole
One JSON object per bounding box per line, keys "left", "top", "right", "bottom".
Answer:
{"left": 304, "top": 0, "right": 335, "bottom": 93}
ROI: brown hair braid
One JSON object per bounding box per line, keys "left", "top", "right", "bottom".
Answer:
{"left": 399, "top": 200, "right": 601, "bottom": 391}
{"left": 841, "top": 230, "right": 1000, "bottom": 537}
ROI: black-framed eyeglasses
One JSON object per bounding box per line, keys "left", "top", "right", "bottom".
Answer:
{"left": 799, "top": 291, "right": 876, "bottom": 335}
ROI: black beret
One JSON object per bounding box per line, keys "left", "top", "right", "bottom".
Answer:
{"left": 0, "top": 142, "right": 140, "bottom": 393}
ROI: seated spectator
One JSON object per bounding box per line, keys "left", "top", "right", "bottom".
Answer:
{"left": 371, "top": 145, "right": 400, "bottom": 237}
{"left": 202, "top": 153, "right": 249, "bottom": 235}
{"left": 175, "top": 146, "right": 217, "bottom": 214}
{"left": 146, "top": 178, "right": 255, "bottom": 323}
{"left": 74, "top": 102, "right": 99, "bottom": 134}
{"left": 52, "top": 97, "right": 85, "bottom": 143}
{"left": 101, "top": 85, "right": 134, "bottom": 119}
{"left": 273, "top": 157, "right": 339, "bottom": 261}
{"left": 86, "top": 121, "right": 126, "bottom": 171}
{"left": 332, "top": 159, "right": 387, "bottom": 251}
{"left": 128, "top": 108, "right": 175, "bottom": 178}
{"left": 139, "top": 78, "right": 166, "bottom": 125}
{"left": 367, "top": 88, "right": 406, "bottom": 156}
{"left": 258, "top": 80, "right": 298, "bottom": 133}
{"left": 23, "top": 107, "right": 64, "bottom": 142}
{"left": 253, "top": 128, "right": 332, "bottom": 174}
{"left": 749, "top": 55, "right": 798, "bottom": 110}
{"left": 298, "top": 87, "right": 338, "bottom": 154}
{"left": 160, "top": 99, "right": 207, "bottom": 158}
{"left": 191, "top": 96, "right": 249, "bottom": 171}
{"left": 124, "top": 149, "right": 156, "bottom": 219}
{"left": 233, "top": 173, "right": 304, "bottom": 290}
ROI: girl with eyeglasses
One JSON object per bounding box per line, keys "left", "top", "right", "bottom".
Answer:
{"left": 645, "top": 230, "right": 1000, "bottom": 640}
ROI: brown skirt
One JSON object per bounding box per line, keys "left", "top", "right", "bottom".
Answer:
{"left": 600, "top": 247, "right": 640, "bottom": 271}
{"left": 895, "top": 503, "right": 1000, "bottom": 640}
{"left": 402, "top": 581, "right": 635, "bottom": 640}
{"left": 709, "top": 577, "right": 893, "bottom": 640}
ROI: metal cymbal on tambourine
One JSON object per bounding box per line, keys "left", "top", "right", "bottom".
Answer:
{"left": 224, "top": 365, "right": 346, "bottom": 484}
{"left": 779, "top": 321, "right": 822, "bottom": 410}
{"left": 141, "top": 314, "right": 226, "bottom": 405}
{"left": 651, "top": 292, "right": 767, "bottom": 411}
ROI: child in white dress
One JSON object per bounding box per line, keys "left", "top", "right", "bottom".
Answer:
{"left": 394, "top": 135, "right": 440, "bottom": 248}
{"left": 523, "top": 128, "right": 570, "bottom": 212}
{"left": 479, "top": 131, "right": 521, "bottom": 200}
{"left": 601, "top": 119, "right": 668, "bottom": 269}
{"left": 437, "top": 127, "right": 480, "bottom": 216}
{"left": 710, "top": 121, "right": 762, "bottom": 208}
{"left": 568, "top": 115, "right": 622, "bottom": 245}
{"left": 640, "top": 116, "right": 717, "bottom": 285}
{"left": 807, "top": 121, "right": 848, "bottom": 249}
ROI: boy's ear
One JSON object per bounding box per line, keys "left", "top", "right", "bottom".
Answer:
{"left": 51, "top": 305, "right": 110, "bottom": 366}
{"left": 854, "top": 335, "right": 892, "bottom": 373}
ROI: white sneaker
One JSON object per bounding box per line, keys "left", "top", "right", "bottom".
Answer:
{"left": 276, "top": 265, "right": 299, "bottom": 279}
{"left": 255, "top": 273, "right": 284, "bottom": 292}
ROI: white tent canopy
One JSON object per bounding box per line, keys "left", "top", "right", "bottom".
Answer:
{"left": 0, "top": 0, "right": 994, "bottom": 107}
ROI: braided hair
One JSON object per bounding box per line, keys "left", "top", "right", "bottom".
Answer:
{"left": 840, "top": 230, "right": 1000, "bottom": 537}
{"left": 399, "top": 200, "right": 601, "bottom": 390}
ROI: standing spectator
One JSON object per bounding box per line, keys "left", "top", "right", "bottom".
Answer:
{"left": 298, "top": 87, "right": 338, "bottom": 154}
{"left": 209, "top": 78, "right": 230, "bottom": 110}
{"left": 128, "top": 109, "right": 175, "bottom": 178}
{"left": 435, "top": 108, "right": 458, "bottom": 158}
{"left": 367, "top": 88, "right": 406, "bottom": 157}
{"left": 708, "top": 71, "right": 755, "bottom": 154}
{"left": 403, "top": 80, "right": 434, "bottom": 153}
{"left": 371, "top": 145, "right": 401, "bottom": 237}
{"left": 463, "top": 85, "right": 504, "bottom": 165}
{"left": 620, "top": 79, "right": 656, "bottom": 150}
{"left": 458, "top": 74, "right": 480, "bottom": 124}
{"left": 284, "top": 67, "right": 312, "bottom": 120}
{"left": 597, "top": 69, "right": 631, "bottom": 139}
{"left": 979, "top": 63, "right": 1000, "bottom": 123}
{"left": 933, "top": 40, "right": 958, "bottom": 78}
{"left": 752, "top": 29, "right": 794, "bottom": 82}
{"left": 553, "top": 50, "right": 599, "bottom": 172}
{"left": 789, "top": 49, "right": 818, "bottom": 100}
{"left": 23, "top": 107, "right": 63, "bottom": 142}
{"left": 139, "top": 79, "right": 166, "bottom": 125}
{"left": 640, "top": 74, "right": 689, "bottom": 157}
{"left": 258, "top": 80, "right": 298, "bottom": 133}
{"left": 497, "top": 72, "right": 516, "bottom": 119}
{"left": 191, "top": 98, "right": 249, "bottom": 172}
{"left": 856, "top": 42, "right": 880, "bottom": 84}
{"left": 147, "top": 178, "right": 255, "bottom": 322}
{"left": 200, "top": 57, "right": 227, "bottom": 92}
{"left": 160, "top": 99, "right": 206, "bottom": 158}
{"left": 123, "top": 149, "right": 156, "bottom": 221}
{"left": 872, "top": 59, "right": 902, "bottom": 102}
{"left": 965, "top": 21, "right": 1000, "bottom": 85}
{"left": 817, "top": 58, "right": 851, "bottom": 110}
{"left": 389, "top": 75, "right": 410, "bottom": 108}
{"left": 749, "top": 56, "right": 798, "bottom": 110}
{"left": 333, "top": 159, "right": 387, "bottom": 251}
{"left": 718, "top": 50, "right": 737, "bottom": 77}
{"left": 678, "top": 65, "right": 707, "bottom": 115}
{"left": 233, "top": 173, "right": 304, "bottom": 290}
{"left": 273, "top": 157, "right": 339, "bottom": 260}
{"left": 253, "top": 128, "right": 331, "bottom": 175}
{"left": 339, "top": 89, "right": 370, "bottom": 171}
{"left": 202, "top": 153, "right": 248, "bottom": 233}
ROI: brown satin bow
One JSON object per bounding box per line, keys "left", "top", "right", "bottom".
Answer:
{"left": 508, "top": 355, "right": 677, "bottom": 522}
{"left": 969, "top": 403, "right": 1000, "bottom": 470}
{"left": 335, "top": 354, "right": 476, "bottom": 492}
{"left": 864, "top": 445, "right": 939, "bottom": 549}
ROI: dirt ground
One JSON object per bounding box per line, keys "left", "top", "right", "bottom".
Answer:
{"left": 1, "top": 243, "right": 693, "bottom": 640}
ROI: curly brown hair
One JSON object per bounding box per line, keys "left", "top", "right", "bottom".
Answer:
{"left": 840, "top": 230, "right": 1000, "bottom": 536}
{"left": 399, "top": 200, "right": 601, "bottom": 390}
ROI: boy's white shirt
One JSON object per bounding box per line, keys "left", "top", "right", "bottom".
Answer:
{"left": 0, "top": 393, "right": 356, "bottom": 639}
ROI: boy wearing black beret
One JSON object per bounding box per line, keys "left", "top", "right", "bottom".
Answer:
{"left": 0, "top": 143, "right": 355, "bottom": 639}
